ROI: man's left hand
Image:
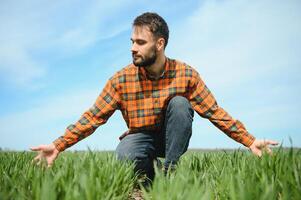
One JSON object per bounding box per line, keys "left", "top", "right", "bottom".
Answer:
{"left": 249, "top": 139, "right": 279, "bottom": 156}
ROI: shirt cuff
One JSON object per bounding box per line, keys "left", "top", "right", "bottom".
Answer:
{"left": 53, "top": 137, "right": 67, "bottom": 152}
{"left": 241, "top": 133, "right": 256, "bottom": 147}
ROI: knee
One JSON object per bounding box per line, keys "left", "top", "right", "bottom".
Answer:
{"left": 116, "top": 140, "right": 152, "bottom": 164}
{"left": 169, "top": 96, "right": 190, "bottom": 107}
{"left": 116, "top": 133, "right": 156, "bottom": 162}
{"left": 167, "top": 96, "right": 193, "bottom": 117}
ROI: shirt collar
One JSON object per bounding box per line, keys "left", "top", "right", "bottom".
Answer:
{"left": 139, "top": 57, "right": 169, "bottom": 81}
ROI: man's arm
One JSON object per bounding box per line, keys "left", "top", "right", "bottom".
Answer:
{"left": 189, "top": 72, "right": 278, "bottom": 154}
{"left": 53, "top": 79, "right": 121, "bottom": 151}
{"left": 31, "top": 78, "right": 121, "bottom": 165}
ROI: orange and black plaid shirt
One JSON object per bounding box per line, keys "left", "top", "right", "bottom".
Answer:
{"left": 53, "top": 58, "right": 255, "bottom": 151}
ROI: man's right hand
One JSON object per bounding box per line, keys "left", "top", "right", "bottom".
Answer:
{"left": 30, "top": 143, "right": 60, "bottom": 167}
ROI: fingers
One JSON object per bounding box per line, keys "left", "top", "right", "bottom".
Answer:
{"left": 46, "top": 156, "right": 54, "bottom": 168}
{"left": 47, "top": 159, "right": 54, "bottom": 168}
{"left": 31, "top": 145, "right": 56, "bottom": 168}
{"left": 33, "top": 154, "right": 42, "bottom": 162}
{"left": 30, "top": 145, "right": 46, "bottom": 151}
{"left": 265, "top": 140, "right": 278, "bottom": 146}
{"left": 30, "top": 146, "right": 42, "bottom": 151}
{"left": 32, "top": 153, "right": 43, "bottom": 166}
{"left": 32, "top": 154, "right": 50, "bottom": 167}
{"left": 31, "top": 145, "right": 44, "bottom": 165}
{"left": 31, "top": 146, "right": 44, "bottom": 165}
{"left": 250, "top": 138, "right": 278, "bottom": 157}
{"left": 252, "top": 143, "right": 274, "bottom": 157}
{"left": 265, "top": 147, "right": 272, "bottom": 155}
{"left": 47, "top": 162, "right": 52, "bottom": 168}
{"left": 251, "top": 147, "right": 262, "bottom": 157}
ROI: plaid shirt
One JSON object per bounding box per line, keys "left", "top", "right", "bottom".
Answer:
{"left": 53, "top": 58, "right": 255, "bottom": 151}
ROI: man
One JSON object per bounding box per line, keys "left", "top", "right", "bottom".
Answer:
{"left": 31, "top": 12, "right": 278, "bottom": 181}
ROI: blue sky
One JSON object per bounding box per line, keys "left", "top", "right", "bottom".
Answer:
{"left": 0, "top": 0, "right": 300, "bottom": 151}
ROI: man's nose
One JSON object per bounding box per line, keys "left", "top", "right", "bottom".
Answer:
{"left": 131, "top": 43, "right": 138, "bottom": 53}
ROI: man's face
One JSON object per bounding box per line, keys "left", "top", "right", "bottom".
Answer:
{"left": 131, "top": 26, "right": 158, "bottom": 67}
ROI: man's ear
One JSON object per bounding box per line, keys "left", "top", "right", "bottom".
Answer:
{"left": 156, "top": 38, "right": 165, "bottom": 51}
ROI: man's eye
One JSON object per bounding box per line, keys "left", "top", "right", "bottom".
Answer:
{"left": 137, "top": 41, "right": 146, "bottom": 45}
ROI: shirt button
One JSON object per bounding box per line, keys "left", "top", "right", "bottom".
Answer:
{"left": 153, "top": 81, "right": 158, "bottom": 87}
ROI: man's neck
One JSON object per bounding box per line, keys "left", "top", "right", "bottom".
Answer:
{"left": 145, "top": 54, "right": 166, "bottom": 80}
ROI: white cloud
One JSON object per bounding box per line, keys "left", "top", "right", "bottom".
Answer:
{"left": 52, "top": 0, "right": 132, "bottom": 54}
{"left": 0, "top": 0, "right": 133, "bottom": 88}
{"left": 0, "top": 45, "right": 46, "bottom": 87}
{"left": 169, "top": 0, "right": 301, "bottom": 88}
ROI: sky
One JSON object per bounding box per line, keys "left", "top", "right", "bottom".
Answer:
{"left": 0, "top": 0, "right": 300, "bottom": 151}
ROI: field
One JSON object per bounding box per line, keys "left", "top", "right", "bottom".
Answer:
{"left": 1, "top": 148, "right": 300, "bottom": 200}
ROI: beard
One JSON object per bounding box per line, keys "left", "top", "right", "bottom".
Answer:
{"left": 132, "top": 46, "right": 157, "bottom": 67}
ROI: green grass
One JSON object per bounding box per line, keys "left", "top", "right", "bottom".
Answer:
{"left": 1, "top": 148, "right": 300, "bottom": 199}
{"left": 0, "top": 151, "right": 136, "bottom": 200}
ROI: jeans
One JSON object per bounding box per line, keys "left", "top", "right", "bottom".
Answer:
{"left": 116, "top": 96, "right": 194, "bottom": 180}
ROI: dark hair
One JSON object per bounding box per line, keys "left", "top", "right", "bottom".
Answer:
{"left": 133, "top": 12, "right": 169, "bottom": 48}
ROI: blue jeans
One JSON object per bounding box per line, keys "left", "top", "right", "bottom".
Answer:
{"left": 116, "top": 96, "right": 194, "bottom": 180}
